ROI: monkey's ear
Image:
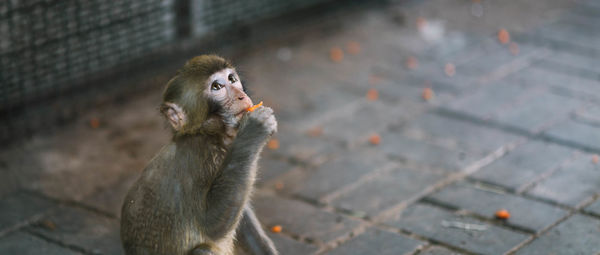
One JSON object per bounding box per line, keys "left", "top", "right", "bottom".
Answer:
{"left": 161, "top": 102, "right": 187, "bottom": 131}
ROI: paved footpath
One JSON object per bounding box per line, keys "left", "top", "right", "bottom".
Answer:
{"left": 1, "top": 0, "right": 600, "bottom": 254}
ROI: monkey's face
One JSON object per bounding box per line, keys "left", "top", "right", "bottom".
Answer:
{"left": 205, "top": 68, "right": 253, "bottom": 123}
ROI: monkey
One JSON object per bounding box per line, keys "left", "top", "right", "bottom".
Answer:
{"left": 120, "top": 55, "right": 279, "bottom": 255}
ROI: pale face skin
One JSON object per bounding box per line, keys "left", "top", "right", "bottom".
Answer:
{"left": 205, "top": 68, "right": 253, "bottom": 124}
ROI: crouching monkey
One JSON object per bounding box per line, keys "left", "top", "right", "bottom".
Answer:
{"left": 121, "top": 55, "right": 278, "bottom": 255}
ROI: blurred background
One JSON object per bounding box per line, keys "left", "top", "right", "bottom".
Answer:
{"left": 1, "top": 0, "right": 599, "bottom": 254}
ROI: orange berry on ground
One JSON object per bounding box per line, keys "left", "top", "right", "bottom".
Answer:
{"left": 405, "top": 56, "right": 418, "bottom": 70}
{"left": 369, "top": 134, "right": 381, "bottom": 145}
{"left": 509, "top": 42, "right": 519, "bottom": 56}
{"left": 592, "top": 155, "right": 599, "bottom": 164}
{"left": 422, "top": 87, "right": 434, "bottom": 101}
{"left": 444, "top": 63, "right": 456, "bottom": 77}
{"left": 366, "top": 88, "right": 379, "bottom": 101}
{"left": 498, "top": 29, "right": 510, "bottom": 44}
{"left": 90, "top": 118, "right": 100, "bottom": 129}
{"left": 307, "top": 126, "right": 323, "bottom": 137}
{"left": 330, "top": 47, "right": 344, "bottom": 63}
{"left": 274, "top": 181, "right": 284, "bottom": 190}
{"left": 270, "top": 225, "right": 282, "bottom": 233}
{"left": 346, "top": 41, "right": 361, "bottom": 55}
{"left": 416, "top": 17, "right": 427, "bottom": 30}
{"left": 267, "top": 139, "right": 279, "bottom": 150}
{"left": 495, "top": 209, "right": 511, "bottom": 220}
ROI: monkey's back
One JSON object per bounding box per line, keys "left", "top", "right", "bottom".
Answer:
{"left": 120, "top": 143, "right": 234, "bottom": 255}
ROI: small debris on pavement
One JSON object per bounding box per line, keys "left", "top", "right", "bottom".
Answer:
{"left": 405, "top": 56, "right": 419, "bottom": 70}
{"left": 441, "top": 220, "right": 488, "bottom": 231}
{"left": 346, "top": 41, "right": 361, "bottom": 55}
{"left": 445, "top": 63, "right": 456, "bottom": 77}
{"left": 592, "top": 155, "right": 599, "bottom": 164}
{"left": 422, "top": 87, "right": 434, "bottom": 101}
{"left": 276, "top": 47, "right": 293, "bottom": 62}
{"left": 267, "top": 139, "right": 279, "bottom": 150}
{"left": 495, "top": 209, "right": 511, "bottom": 220}
{"left": 41, "top": 219, "right": 56, "bottom": 231}
{"left": 369, "top": 134, "right": 381, "bottom": 145}
{"left": 498, "top": 29, "right": 510, "bottom": 44}
{"left": 274, "top": 181, "right": 284, "bottom": 190}
{"left": 416, "top": 17, "right": 427, "bottom": 30}
{"left": 89, "top": 117, "right": 100, "bottom": 128}
{"left": 330, "top": 47, "right": 344, "bottom": 63}
{"left": 270, "top": 225, "right": 282, "bottom": 233}
{"left": 366, "top": 88, "right": 379, "bottom": 101}
{"left": 509, "top": 42, "right": 519, "bottom": 56}
{"left": 307, "top": 126, "right": 323, "bottom": 137}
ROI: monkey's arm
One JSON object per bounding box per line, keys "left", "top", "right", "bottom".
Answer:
{"left": 236, "top": 205, "right": 279, "bottom": 255}
{"left": 203, "top": 107, "right": 276, "bottom": 239}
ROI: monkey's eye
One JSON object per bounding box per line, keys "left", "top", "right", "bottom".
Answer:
{"left": 211, "top": 81, "right": 224, "bottom": 91}
{"left": 228, "top": 73, "right": 237, "bottom": 83}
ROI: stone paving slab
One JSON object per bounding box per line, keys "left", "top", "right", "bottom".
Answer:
{"left": 471, "top": 140, "right": 575, "bottom": 191}
{"left": 514, "top": 214, "right": 600, "bottom": 255}
{"left": 543, "top": 119, "right": 600, "bottom": 152}
{"left": 426, "top": 182, "right": 569, "bottom": 233}
{"left": 379, "top": 132, "right": 482, "bottom": 173}
{"left": 526, "top": 154, "right": 600, "bottom": 208}
{"left": 0, "top": 192, "right": 55, "bottom": 234}
{"left": 447, "top": 81, "right": 532, "bottom": 120}
{"left": 264, "top": 128, "right": 343, "bottom": 166}
{"left": 82, "top": 172, "right": 138, "bottom": 218}
{"left": 574, "top": 105, "right": 600, "bottom": 126}
{"left": 419, "top": 246, "right": 464, "bottom": 255}
{"left": 385, "top": 203, "right": 530, "bottom": 254}
{"left": 266, "top": 232, "right": 319, "bottom": 255}
{"left": 0, "top": 231, "right": 80, "bottom": 255}
{"left": 507, "top": 65, "right": 600, "bottom": 100}
{"left": 583, "top": 199, "right": 600, "bottom": 217}
{"left": 274, "top": 147, "right": 392, "bottom": 202}
{"left": 400, "top": 112, "right": 522, "bottom": 154}
{"left": 253, "top": 193, "right": 361, "bottom": 246}
{"left": 325, "top": 227, "right": 424, "bottom": 255}
{"left": 330, "top": 165, "right": 445, "bottom": 217}
{"left": 28, "top": 206, "right": 122, "bottom": 255}
{"left": 492, "top": 91, "right": 583, "bottom": 133}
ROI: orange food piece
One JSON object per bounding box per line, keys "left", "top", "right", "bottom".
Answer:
{"left": 509, "top": 42, "right": 519, "bottom": 56}
{"left": 498, "top": 29, "right": 510, "bottom": 44}
{"left": 330, "top": 47, "right": 344, "bottom": 63}
{"left": 270, "top": 225, "right": 282, "bottom": 233}
{"left": 307, "top": 126, "right": 323, "bottom": 137}
{"left": 346, "top": 41, "right": 361, "bottom": 55}
{"left": 495, "top": 209, "right": 510, "bottom": 220}
{"left": 246, "top": 101, "right": 263, "bottom": 112}
{"left": 366, "top": 88, "right": 379, "bottom": 101}
{"left": 267, "top": 139, "right": 279, "bottom": 150}
{"left": 416, "top": 17, "right": 427, "bottom": 30}
{"left": 444, "top": 63, "right": 456, "bottom": 77}
{"left": 41, "top": 220, "right": 56, "bottom": 230}
{"left": 89, "top": 118, "right": 100, "bottom": 129}
{"left": 592, "top": 155, "right": 599, "bottom": 164}
{"left": 274, "top": 181, "right": 284, "bottom": 190}
{"left": 406, "top": 56, "right": 418, "bottom": 70}
{"left": 369, "top": 134, "right": 381, "bottom": 145}
{"left": 422, "top": 87, "right": 434, "bottom": 101}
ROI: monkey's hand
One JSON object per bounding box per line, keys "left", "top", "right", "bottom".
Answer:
{"left": 239, "top": 106, "right": 277, "bottom": 138}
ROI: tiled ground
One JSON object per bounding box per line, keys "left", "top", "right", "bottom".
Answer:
{"left": 1, "top": 0, "right": 600, "bottom": 254}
